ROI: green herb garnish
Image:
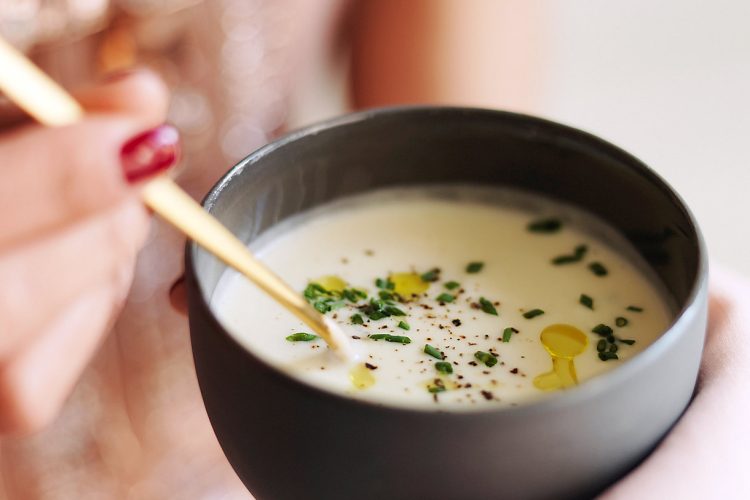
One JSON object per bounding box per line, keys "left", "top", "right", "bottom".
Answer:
{"left": 478, "top": 297, "right": 498, "bottom": 316}
{"left": 385, "top": 305, "right": 406, "bottom": 316}
{"left": 303, "top": 282, "right": 364, "bottom": 313}
{"left": 378, "top": 290, "right": 395, "bottom": 301}
{"left": 626, "top": 305, "right": 644, "bottom": 312}
{"left": 444, "top": 281, "right": 461, "bottom": 290}
{"left": 474, "top": 351, "right": 498, "bottom": 368}
{"left": 436, "top": 293, "right": 455, "bottom": 303}
{"left": 428, "top": 383, "right": 446, "bottom": 394}
{"left": 619, "top": 338, "right": 636, "bottom": 345}
{"left": 609, "top": 344, "right": 618, "bottom": 353}
{"left": 523, "top": 309, "right": 545, "bottom": 319}
{"left": 369, "top": 334, "right": 411, "bottom": 344}
{"left": 580, "top": 294, "right": 594, "bottom": 310}
{"left": 596, "top": 339, "right": 607, "bottom": 352}
{"left": 375, "top": 277, "right": 395, "bottom": 290}
{"left": 286, "top": 332, "right": 318, "bottom": 342}
{"left": 360, "top": 298, "right": 405, "bottom": 321}
{"left": 420, "top": 268, "right": 440, "bottom": 282}
{"left": 615, "top": 317, "right": 628, "bottom": 327}
{"left": 598, "top": 352, "right": 619, "bottom": 361}
{"left": 313, "top": 301, "right": 332, "bottom": 314}
{"left": 351, "top": 313, "right": 364, "bottom": 325}
{"left": 398, "top": 320, "right": 410, "bottom": 330}
{"left": 502, "top": 327, "right": 518, "bottom": 343}
{"left": 424, "top": 344, "right": 444, "bottom": 360}
{"left": 588, "top": 262, "right": 608, "bottom": 277}
{"left": 552, "top": 244, "right": 588, "bottom": 265}
{"left": 435, "top": 361, "right": 453, "bottom": 374}
{"left": 466, "top": 261, "right": 484, "bottom": 273}
{"left": 528, "top": 217, "right": 562, "bottom": 233}
{"left": 592, "top": 324, "right": 613, "bottom": 336}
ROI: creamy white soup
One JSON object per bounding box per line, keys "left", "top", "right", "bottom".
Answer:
{"left": 211, "top": 187, "right": 673, "bottom": 410}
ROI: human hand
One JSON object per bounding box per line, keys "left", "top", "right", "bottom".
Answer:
{"left": 0, "top": 70, "right": 177, "bottom": 434}
{"left": 602, "top": 266, "right": 750, "bottom": 499}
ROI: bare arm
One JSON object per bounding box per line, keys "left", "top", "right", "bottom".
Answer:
{"left": 349, "top": 0, "right": 545, "bottom": 110}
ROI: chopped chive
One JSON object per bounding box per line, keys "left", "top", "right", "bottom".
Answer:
{"left": 478, "top": 297, "right": 498, "bottom": 316}
{"left": 502, "top": 327, "right": 517, "bottom": 343}
{"left": 588, "top": 262, "right": 608, "bottom": 277}
{"left": 313, "top": 301, "right": 331, "bottom": 314}
{"left": 398, "top": 320, "right": 410, "bottom": 331}
{"left": 579, "top": 294, "right": 594, "bottom": 310}
{"left": 286, "top": 332, "right": 318, "bottom": 342}
{"left": 436, "top": 293, "right": 455, "bottom": 303}
{"left": 466, "top": 261, "right": 484, "bottom": 273}
{"left": 598, "top": 351, "right": 619, "bottom": 361}
{"left": 627, "top": 305, "right": 644, "bottom": 312}
{"left": 552, "top": 245, "right": 589, "bottom": 265}
{"left": 607, "top": 334, "right": 616, "bottom": 343}
{"left": 474, "top": 351, "right": 498, "bottom": 368}
{"left": 552, "top": 255, "right": 580, "bottom": 265}
{"left": 523, "top": 309, "right": 545, "bottom": 319}
{"left": 444, "top": 281, "right": 461, "bottom": 290}
{"left": 375, "top": 278, "right": 395, "bottom": 290}
{"left": 384, "top": 306, "right": 406, "bottom": 316}
{"left": 609, "top": 344, "right": 618, "bottom": 353}
{"left": 596, "top": 339, "right": 607, "bottom": 352}
{"left": 378, "top": 290, "right": 395, "bottom": 301}
{"left": 592, "top": 324, "right": 613, "bottom": 336}
{"left": 615, "top": 316, "right": 629, "bottom": 327}
{"left": 428, "top": 384, "right": 446, "bottom": 394}
{"left": 528, "top": 217, "right": 562, "bottom": 233}
{"left": 435, "top": 361, "right": 453, "bottom": 374}
{"left": 424, "top": 344, "right": 444, "bottom": 360}
{"left": 420, "top": 268, "right": 440, "bottom": 282}
{"left": 351, "top": 313, "right": 364, "bottom": 325}
{"left": 303, "top": 282, "right": 327, "bottom": 299}
{"left": 619, "top": 338, "right": 636, "bottom": 345}
{"left": 369, "top": 334, "right": 411, "bottom": 344}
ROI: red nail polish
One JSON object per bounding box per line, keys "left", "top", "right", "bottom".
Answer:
{"left": 120, "top": 124, "right": 180, "bottom": 183}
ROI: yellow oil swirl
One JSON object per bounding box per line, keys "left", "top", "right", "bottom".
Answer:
{"left": 313, "top": 275, "right": 347, "bottom": 292}
{"left": 533, "top": 324, "right": 588, "bottom": 391}
{"left": 349, "top": 364, "right": 376, "bottom": 390}
{"left": 389, "top": 272, "right": 429, "bottom": 299}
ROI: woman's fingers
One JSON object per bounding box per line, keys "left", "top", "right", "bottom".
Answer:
{"left": 78, "top": 68, "right": 170, "bottom": 123}
{"left": 0, "top": 270, "right": 131, "bottom": 434}
{"left": 0, "top": 199, "right": 149, "bottom": 359}
{"left": 0, "top": 70, "right": 176, "bottom": 246}
{"left": 0, "top": 120, "right": 178, "bottom": 247}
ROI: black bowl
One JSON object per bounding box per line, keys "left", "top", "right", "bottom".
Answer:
{"left": 186, "top": 107, "right": 707, "bottom": 500}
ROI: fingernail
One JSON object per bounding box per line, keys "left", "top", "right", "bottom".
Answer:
{"left": 120, "top": 124, "right": 180, "bottom": 183}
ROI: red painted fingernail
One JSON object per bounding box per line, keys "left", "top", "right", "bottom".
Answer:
{"left": 120, "top": 124, "right": 180, "bottom": 183}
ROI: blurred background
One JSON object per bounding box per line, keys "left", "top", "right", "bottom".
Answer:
{"left": 2, "top": 0, "right": 747, "bottom": 277}
{"left": 294, "top": 0, "right": 750, "bottom": 279}
{"left": 0, "top": 1, "right": 747, "bottom": 498}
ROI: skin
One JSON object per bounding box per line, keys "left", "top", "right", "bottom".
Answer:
{"left": 0, "top": 2, "right": 747, "bottom": 498}
{"left": 0, "top": 71, "right": 167, "bottom": 434}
